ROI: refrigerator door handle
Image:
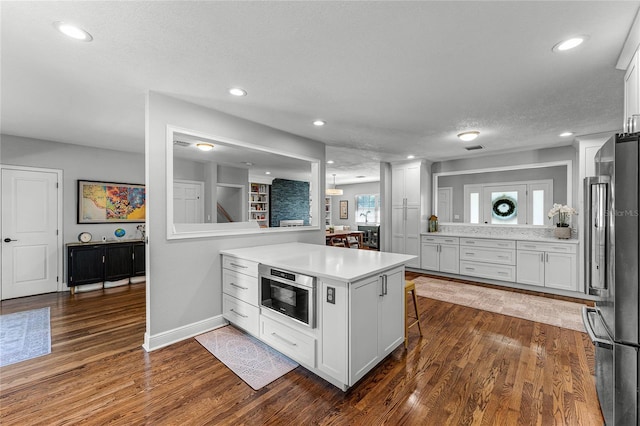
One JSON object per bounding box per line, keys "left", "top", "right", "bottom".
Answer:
{"left": 581, "top": 307, "right": 613, "bottom": 349}
{"left": 584, "top": 176, "right": 610, "bottom": 295}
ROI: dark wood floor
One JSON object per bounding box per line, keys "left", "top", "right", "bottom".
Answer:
{"left": 0, "top": 275, "right": 603, "bottom": 425}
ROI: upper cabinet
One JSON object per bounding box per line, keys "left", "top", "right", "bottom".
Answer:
{"left": 392, "top": 162, "right": 421, "bottom": 206}
{"left": 624, "top": 49, "right": 639, "bottom": 131}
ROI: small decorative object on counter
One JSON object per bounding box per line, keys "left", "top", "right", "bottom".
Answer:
{"left": 114, "top": 228, "right": 126, "bottom": 238}
{"left": 548, "top": 203, "right": 577, "bottom": 239}
{"left": 428, "top": 215, "right": 438, "bottom": 232}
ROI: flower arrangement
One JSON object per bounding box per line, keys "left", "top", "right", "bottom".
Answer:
{"left": 548, "top": 204, "right": 577, "bottom": 227}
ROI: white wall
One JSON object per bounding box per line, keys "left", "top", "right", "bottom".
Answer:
{"left": 331, "top": 181, "right": 380, "bottom": 228}
{"left": 1, "top": 134, "right": 145, "bottom": 281}
{"left": 145, "top": 92, "right": 325, "bottom": 349}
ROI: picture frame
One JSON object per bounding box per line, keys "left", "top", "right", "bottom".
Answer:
{"left": 339, "top": 200, "right": 348, "bottom": 219}
{"left": 77, "top": 180, "right": 146, "bottom": 224}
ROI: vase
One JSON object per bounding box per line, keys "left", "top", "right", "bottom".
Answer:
{"left": 554, "top": 226, "right": 571, "bottom": 239}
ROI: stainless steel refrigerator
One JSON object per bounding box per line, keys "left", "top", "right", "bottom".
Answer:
{"left": 583, "top": 132, "right": 640, "bottom": 425}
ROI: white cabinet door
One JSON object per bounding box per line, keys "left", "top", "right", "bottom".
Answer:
{"left": 378, "top": 268, "right": 404, "bottom": 356}
{"left": 404, "top": 206, "right": 420, "bottom": 267}
{"left": 391, "top": 205, "right": 406, "bottom": 254}
{"left": 625, "top": 49, "right": 639, "bottom": 127}
{"left": 349, "top": 275, "right": 380, "bottom": 384}
{"left": 439, "top": 244, "right": 460, "bottom": 274}
{"left": 545, "top": 252, "right": 577, "bottom": 291}
{"left": 404, "top": 163, "right": 421, "bottom": 206}
{"left": 421, "top": 243, "right": 439, "bottom": 271}
{"left": 391, "top": 166, "right": 406, "bottom": 206}
{"left": 516, "top": 250, "right": 545, "bottom": 286}
{"left": 319, "top": 280, "right": 348, "bottom": 383}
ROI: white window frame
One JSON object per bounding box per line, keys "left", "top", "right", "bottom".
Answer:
{"left": 355, "top": 193, "right": 380, "bottom": 224}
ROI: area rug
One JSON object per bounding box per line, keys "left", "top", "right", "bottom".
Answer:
{"left": 0, "top": 307, "right": 51, "bottom": 367}
{"left": 195, "top": 325, "right": 298, "bottom": 390}
{"left": 413, "top": 276, "right": 586, "bottom": 332}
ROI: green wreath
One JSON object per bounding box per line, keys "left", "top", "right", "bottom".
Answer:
{"left": 492, "top": 196, "right": 517, "bottom": 219}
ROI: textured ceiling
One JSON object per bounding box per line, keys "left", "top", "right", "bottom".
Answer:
{"left": 1, "top": 1, "right": 637, "bottom": 184}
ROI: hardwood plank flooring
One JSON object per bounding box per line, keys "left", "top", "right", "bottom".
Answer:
{"left": 0, "top": 276, "right": 603, "bottom": 425}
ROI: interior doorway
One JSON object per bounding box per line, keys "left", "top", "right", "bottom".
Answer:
{"left": 216, "top": 184, "right": 245, "bottom": 223}
{"left": 1, "top": 165, "right": 63, "bottom": 299}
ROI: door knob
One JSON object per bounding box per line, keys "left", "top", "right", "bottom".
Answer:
{"left": 4, "top": 238, "right": 17, "bottom": 242}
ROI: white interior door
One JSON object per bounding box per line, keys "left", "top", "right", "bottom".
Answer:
{"left": 437, "top": 187, "right": 452, "bottom": 222}
{"left": 1, "top": 168, "right": 60, "bottom": 299}
{"left": 173, "top": 180, "right": 204, "bottom": 223}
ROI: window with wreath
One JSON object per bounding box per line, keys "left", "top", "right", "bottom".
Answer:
{"left": 355, "top": 194, "right": 379, "bottom": 223}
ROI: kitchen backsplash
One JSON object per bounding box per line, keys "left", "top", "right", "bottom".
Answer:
{"left": 436, "top": 223, "right": 578, "bottom": 240}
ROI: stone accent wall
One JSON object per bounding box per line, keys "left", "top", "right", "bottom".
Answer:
{"left": 270, "top": 179, "right": 310, "bottom": 227}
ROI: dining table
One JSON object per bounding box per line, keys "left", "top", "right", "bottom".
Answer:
{"left": 325, "top": 230, "right": 365, "bottom": 248}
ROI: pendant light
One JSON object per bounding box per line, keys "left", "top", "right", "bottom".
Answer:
{"left": 326, "top": 174, "right": 343, "bottom": 196}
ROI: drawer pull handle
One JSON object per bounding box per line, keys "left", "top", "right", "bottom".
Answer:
{"left": 523, "top": 245, "right": 535, "bottom": 248}
{"left": 467, "top": 241, "right": 475, "bottom": 244}
{"left": 230, "top": 262, "right": 248, "bottom": 269}
{"left": 444, "top": 239, "right": 454, "bottom": 243}
{"left": 465, "top": 252, "right": 475, "bottom": 256}
{"left": 465, "top": 267, "right": 475, "bottom": 271}
{"left": 230, "top": 283, "right": 249, "bottom": 290}
{"left": 498, "top": 255, "right": 508, "bottom": 259}
{"left": 498, "top": 243, "right": 508, "bottom": 247}
{"left": 498, "top": 272, "right": 508, "bottom": 275}
{"left": 271, "top": 332, "right": 297, "bottom": 346}
{"left": 229, "top": 309, "right": 248, "bottom": 318}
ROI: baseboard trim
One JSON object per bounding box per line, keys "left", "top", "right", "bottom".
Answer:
{"left": 142, "top": 315, "right": 228, "bottom": 352}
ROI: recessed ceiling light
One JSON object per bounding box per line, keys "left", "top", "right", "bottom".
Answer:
{"left": 559, "top": 131, "right": 574, "bottom": 137}
{"left": 244, "top": 162, "right": 254, "bottom": 166}
{"left": 313, "top": 120, "right": 326, "bottom": 126}
{"left": 407, "top": 155, "right": 415, "bottom": 159}
{"left": 326, "top": 160, "right": 334, "bottom": 164}
{"left": 53, "top": 21, "right": 93, "bottom": 41}
{"left": 196, "top": 143, "right": 214, "bottom": 152}
{"left": 265, "top": 171, "right": 271, "bottom": 175}
{"left": 553, "top": 36, "right": 587, "bottom": 52}
{"left": 457, "top": 131, "right": 480, "bottom": 142}
{"left": 229, "top": 87, "right": 247, "bottom": 97}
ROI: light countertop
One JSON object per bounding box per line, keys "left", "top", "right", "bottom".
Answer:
{"left": 420, "top": 232, "right": 579, "bottom": 244}
{"left": 221, "top": 242, "right": 416, "bottom": 282}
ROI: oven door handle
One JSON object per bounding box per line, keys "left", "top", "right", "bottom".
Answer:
{"left": 582, "top": 307, "right": 613, "bottom": 349}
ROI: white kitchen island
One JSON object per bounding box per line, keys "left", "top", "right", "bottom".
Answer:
{"left": 220, "top": 242, "right": 416, "bottom": 391}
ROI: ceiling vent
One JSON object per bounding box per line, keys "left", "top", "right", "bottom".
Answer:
{"left": 464, "top": 145, "right": 484, "bottom": 151}
{"left": 173, "top": 140, "right": 191, "bottom": 148}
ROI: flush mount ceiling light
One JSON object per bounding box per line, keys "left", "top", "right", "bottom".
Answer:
{"left": 313, "top": 120, "right": 326, "bottom": 126}
{"left": 407, "top": 155, "right": 415, "bottom": 159}
{"left": 265, "top": 171, "right": 271, "bottom": 175}
{"left": 559, "top": 131, "right": 574, "bottom": 137}
{"left": 457, "top": 131, "right": 480, "bottom": 142}
{"left": 326, "top": 174, "right": 343, "bottom": 196}
{"left": 229, "top": 87, "right": 247, "bottom": 97}
{"left": 553, "top": 36, "right": 588, "bottom": 52}
{"left": 53, "top": 21, "right": 93, "bottom": 41}
{"left": 326, "top": 160, "right": 334, "bottom": 164}
{"left": 196, "top": 143, "right": 214, "bottom": 152}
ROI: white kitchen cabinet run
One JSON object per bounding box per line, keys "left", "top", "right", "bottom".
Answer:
{"left": 624, "top": 49, "right": 639, "bottom": 132}
{"left": 420, "top": 235, "right": 459, "bottom": 274}
{"left": 516, "top": 241, "right": 577, "bottom": 291}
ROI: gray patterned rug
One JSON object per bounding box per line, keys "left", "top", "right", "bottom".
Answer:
{"left": 413, "top": 276, "right": 586, "bottom": 332}
{"left": 0, "top": 307, "right": 51, "bottom": 367}
{"left": 196, "top": 325, "right": 298, "bottom": 390}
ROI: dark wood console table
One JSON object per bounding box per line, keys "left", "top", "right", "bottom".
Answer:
{"left": 66, "top": 240, "right": 145, "bottom": 294}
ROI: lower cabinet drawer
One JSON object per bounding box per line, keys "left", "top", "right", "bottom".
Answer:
{"left": 459, "top": 247, "right": 515, "bottom": 265}
{"left": 222, "top": 269, "right": 258, "bottom": 305}
{"left": 459, "top": 260, "right": 516, "bottom": 282}
{"left": 260, "top": 315, "right": 316, "bottom": 368}
{"left": 223, "top": 294, "right": 259, "bottom": 337}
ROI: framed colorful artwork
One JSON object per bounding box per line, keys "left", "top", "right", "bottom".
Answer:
{"left": 77, "top": 180, "right": 146, "bottom": 223}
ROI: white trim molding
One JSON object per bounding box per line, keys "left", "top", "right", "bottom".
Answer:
{"left": 142, "top": 314, "right": 228, "bottom": 352}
